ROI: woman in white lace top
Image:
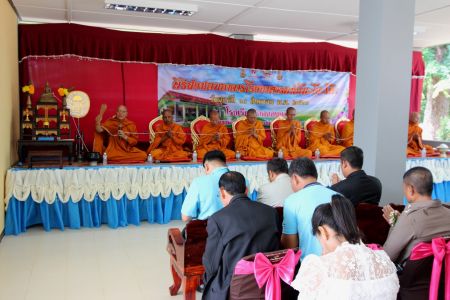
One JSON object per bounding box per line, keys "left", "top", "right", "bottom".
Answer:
{"left": 291, "top": 195, "right": 399, "bottom": 300}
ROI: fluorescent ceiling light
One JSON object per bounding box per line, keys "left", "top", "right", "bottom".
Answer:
{"left": 104, "top": 0, "right": 198, "bottom": 16}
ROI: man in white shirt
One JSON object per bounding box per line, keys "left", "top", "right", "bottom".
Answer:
{"left": 257, "top": 158, "right": 293, "bottom": 207}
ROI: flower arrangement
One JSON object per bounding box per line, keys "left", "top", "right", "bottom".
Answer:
{"left": 22, "top": 84, "right": 35, "bottom": 95}
{"left": 57, "top": 87, "right": 70, "bottom": 97}
{"left": 388, "top": 210, "right": 400, "bottom": 226}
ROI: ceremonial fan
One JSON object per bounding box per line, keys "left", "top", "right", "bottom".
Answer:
{"left": 65, "top": 91, "right": 92, "bottom": 161}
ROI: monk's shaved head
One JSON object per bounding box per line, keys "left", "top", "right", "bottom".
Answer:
{"left": 209, "top": 110, "right": 219, "bottom": 117}
{"left": 116, "top": 105, "right": 128, "bottom": 120}
{"left": 209, "top": 110, "right": 220, "bottom": 125}
{"left": 247, "top": 108, "right": 256, "bottom": 116}
{"left": 320, "top": 110, "right": 329, "bottom": 118}
{"left": 320, "top": 110, "right": 330, "bottom": 124}
{"left": 246, "top": 108, "right": 257, "bottom": 124}
{"left": 403, "top": 167, "right": 433, "bottom": 196}
{"left": 162, "top": 108, "right": 174, "bottom": 124}
{"left": 286, "top": 107, "right": 296, "bottom": 121}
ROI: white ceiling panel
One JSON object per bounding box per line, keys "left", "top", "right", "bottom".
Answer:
{"left": 229, "top": 8, "right": 357, "bottom": 33}
{"left": 415, "top": 6, "right": 450, "bottom": 25}
{"left": 15, "top": 5, "right": 67, "bottom": 21}
{"left": 415, "top": 0, "right": 450, "bottom": 14}
{"left": 13, "top": 0, "right": 66, "bottom": 9}
{"left": 72, "top": 10, "right": 220, "bottom": 31}
{"left": 220, "top": 24, "right": 339, "bottom": 40}
{"left": 12, "top": 0, "right": 450, "bottom": 48}
{"left": 259, "top": 0, "right": 359, "bottom": 16}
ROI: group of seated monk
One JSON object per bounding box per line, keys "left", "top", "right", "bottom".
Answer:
{"left": 174, "top": 148, "right": 450, "bottom": 299}
{"left": 93, "top": 104, "right": 434, "bottom": 164}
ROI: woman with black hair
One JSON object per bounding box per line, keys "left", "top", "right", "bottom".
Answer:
{"left": 291, "top": 195, "right": 399, "bottom": 299}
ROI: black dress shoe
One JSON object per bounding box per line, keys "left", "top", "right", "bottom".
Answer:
{"left": 196, "top": 283, "right": 205, "bottom": 293}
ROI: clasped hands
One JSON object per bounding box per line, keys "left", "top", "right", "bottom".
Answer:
{"left": 382, "top": 205, "right": 400, "bottom": 226}
{"left": 247, "top": 128, "right": 258, "bottom": 138}
{"left": 117, "top": 129, "right": 128, "bottom": 141}
{"left": 323, "top": 132, "right": 332, "bottom": 142}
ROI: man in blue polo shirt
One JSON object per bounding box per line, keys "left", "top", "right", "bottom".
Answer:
{"left": 181, "top": 150, "right": 229, "bottom": 221}
{"left": 281, "top": 157, "right": 337, "bottom": 258}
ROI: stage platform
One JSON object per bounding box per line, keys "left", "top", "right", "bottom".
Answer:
{"left": 4, "top": 158, "right": 450, "bottom": 235}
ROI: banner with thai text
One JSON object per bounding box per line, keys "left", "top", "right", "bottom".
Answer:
{"left": 158, "top": 64, "right": 350, "bottom": 126}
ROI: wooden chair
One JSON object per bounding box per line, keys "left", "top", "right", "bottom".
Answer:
{"left": 270, "top": 116, "right": 307, "bottom": 153}
{"left": 232, "top": 116, "right": 247, "bottom": 140}
{"left": 304, "top": 118, "right": 319, "bottom": 148}
{"left": 270, "top": 116, "right": 285, "bottom": 149}
{"left": 335, "top": 116, "right": 350, "bottom": 142}
{"left": 229, "top": 248, "right": 300, "bottom": 300}
{"left": 167, "top": 220, "right": 208, "bottom": 300}
{"left": 398, "top": 237, "right": 449, "bottom": 300}
{"left": 148, "top": 115, "right": 163, "bottom": 145}
{"left": 190, "top": 115, "right": 210, "bottom": 151}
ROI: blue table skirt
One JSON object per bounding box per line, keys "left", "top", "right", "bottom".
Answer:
{"left": 5, "top": 190, "right": 259, "bottom": 236}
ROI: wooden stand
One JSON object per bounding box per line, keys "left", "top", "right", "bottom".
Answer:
{"left": 27, "top": 150, "right": 63, "bottom": 169}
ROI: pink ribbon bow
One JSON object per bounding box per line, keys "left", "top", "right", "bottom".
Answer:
{"left": 410, "top": 237, "right": 450, "bottom": 300}
{"left": 366, "top": 243, "right": 383, "bottom": 251}
{"left": 234, "top": 249, "right": 301, "bottom": 300}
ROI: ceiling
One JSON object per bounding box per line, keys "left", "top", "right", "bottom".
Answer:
{"left": 11, "top": 0, "right": 450, "bottom": 49}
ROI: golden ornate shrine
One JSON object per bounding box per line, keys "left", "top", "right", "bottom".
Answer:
{"left": 20, "top": 83, "right": 71, "bottom": 140}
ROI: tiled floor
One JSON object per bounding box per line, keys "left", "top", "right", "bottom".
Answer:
{"left": 0, "top": 222, "right": 202, "bottom": 300}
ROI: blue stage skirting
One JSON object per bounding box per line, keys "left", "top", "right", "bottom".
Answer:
{"left": 5, "top": 190, "right": 259, "bottom": 236}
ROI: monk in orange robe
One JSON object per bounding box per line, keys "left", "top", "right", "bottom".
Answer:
{"left": 235, "top": 109, "right": 274, "bottom": 159}
{"left": 147, "top": 109, "right": 190, "bottom": 161}
{"left": 406, "top": 112, "right": 434, "bottom": 156}
{"left": 197, "top": 110, "right": 235, "bottom": 160}
{"left": 341, "top": 111, "right": 354, "bottom": 147}
{"left": 275, "top": 107, "right": 312, "bottom": 158}
{"left": 308, "top": 110, "right": 345, "bottom": 156}
{"left": 93, "top": 104, "right": 147, "bottom": 163}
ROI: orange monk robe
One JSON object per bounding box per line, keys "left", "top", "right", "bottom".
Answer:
{"left": 235, "top": 120, "right": 274, "bottom": 159}
{"left": 406, "top": 122, "right": 434, "bottom": 156}
{"left": 308, "top": 122, "right": 345, "bottom": 156}
{"left": 93, "top": 117, "right": 147, "bottom": 163}
{"left": 341, "top": 120, "right": 354, "bottom": 148}
{"left": 276, "top": 120, "right": 312, "bottom": 158}
{"left": 147, "top": 123, "right": 190, "bottom": 161}
{"left": 197, "top": 123, "right": 235, "bottom": 160}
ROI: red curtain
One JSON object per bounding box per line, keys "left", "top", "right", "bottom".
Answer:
{"left": 22, "top": 57, "right": 158, "bottom": 144}
{"left": 18, "top": 23, "right": 425, "bottom": 145}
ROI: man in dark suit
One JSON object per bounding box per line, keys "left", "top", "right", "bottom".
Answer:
{"left": 330, "top": 146, "right": 382, "bottom": 205}
{"left": 202, "top": 171, "right": 280, "bottom": 300}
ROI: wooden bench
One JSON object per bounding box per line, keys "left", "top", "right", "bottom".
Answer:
{"left": 167, "top": 220, "right": 208, "bottom": 300}
{"left": 27, "top": 150, "right": 63, "bottom": 169}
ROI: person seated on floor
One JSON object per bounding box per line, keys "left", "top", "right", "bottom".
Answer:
{"left": 340, "top": 110, "right": 354, "bottom": 148}
{"left": 235, "top": 108, "right": 274, "bottom": 159}
{"left": 281, "top": 157, "right": 336, "bottom": 259}
{"left": 147, "top": 109, "right": 190, "bottom": 161}
{"left": 257, "top": 158, "right": 293, "bottom": 207}
{"left": 181, "top": 150, "right": 229, "bottom": 222}
{"left": 382, "top": 166, "right": 450, "bottom": 264}
{"left": 330, "top": 146, "right": 382, "bottom": 206}
{"left": 308, "top": 110, "right": 345, "bottom": 156}
{"left": 93, "top": 104, "right": 147, "bottom": 163}
{"left": 196, "top": 110, "right": 235, "bottom": 160}
{"left": 202, "top": 171, "right": 280, "bottom": 300}
{"left": 406, "top": 112, "right": 434, "bottom": 156}
{"left": 291, "top": 195, "right": 399, "bottom": 299}
{"left": 275, "top": 107, "right": 312, "bottom": 158}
